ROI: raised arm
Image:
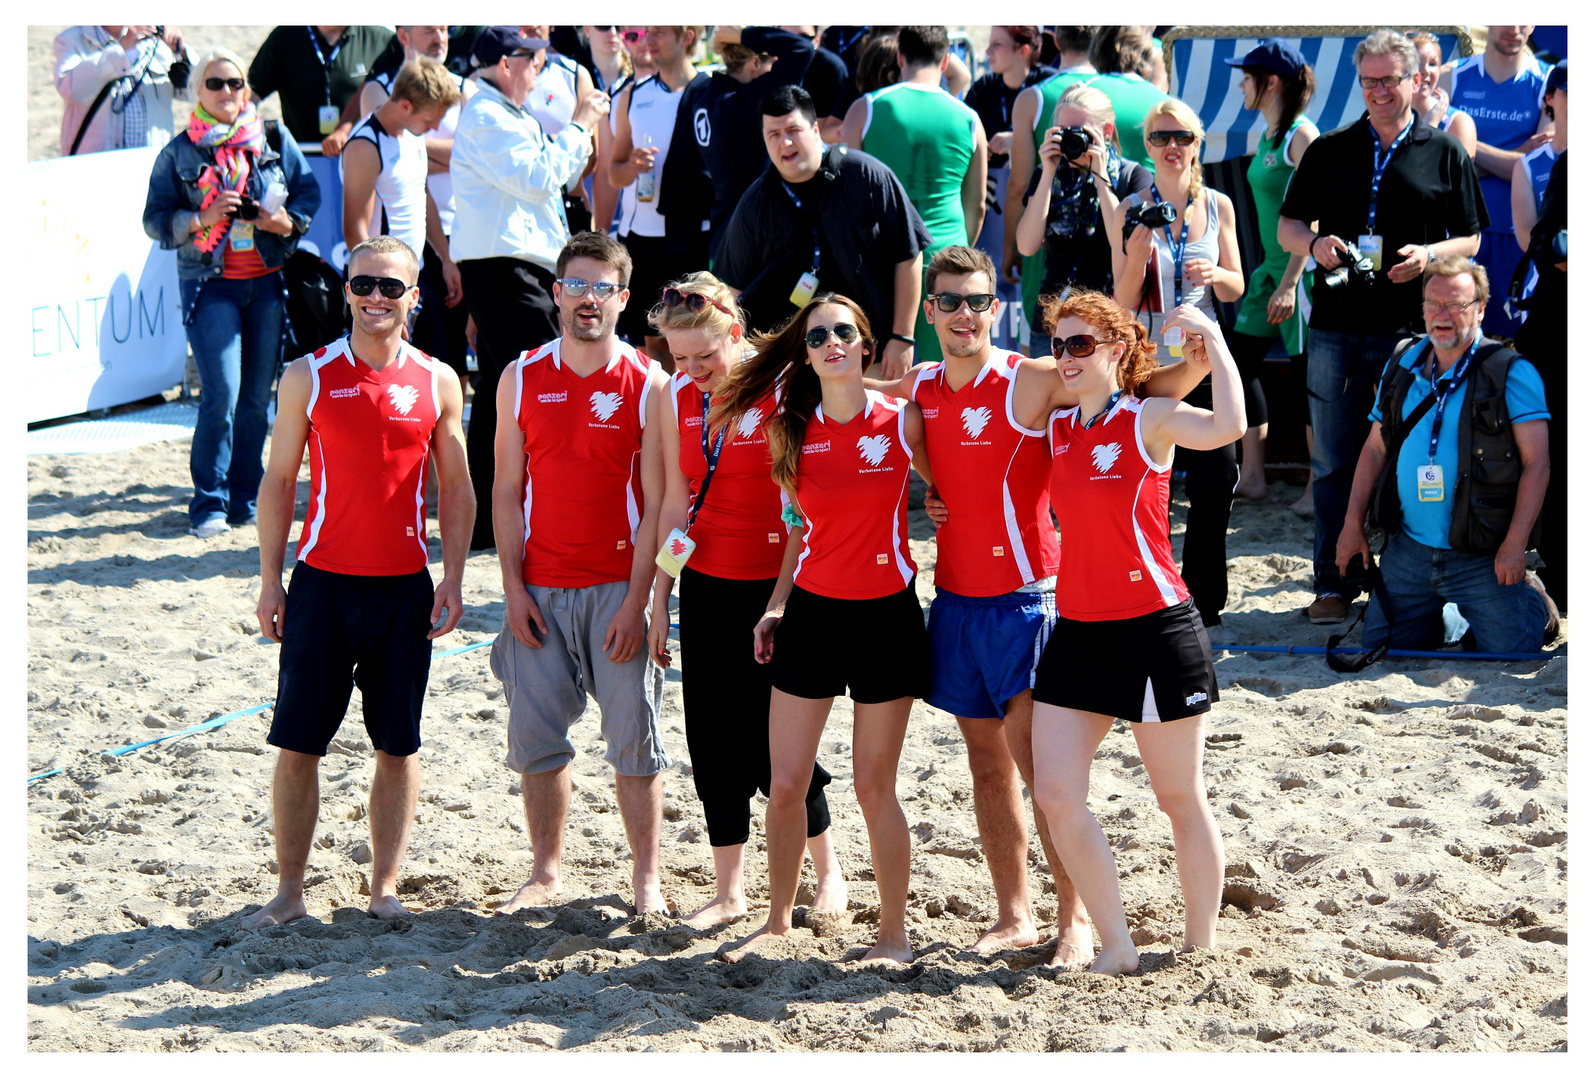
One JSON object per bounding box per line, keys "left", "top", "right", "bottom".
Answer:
{"left": 1139, "top": 305, "right": 1246, "bottom": 458}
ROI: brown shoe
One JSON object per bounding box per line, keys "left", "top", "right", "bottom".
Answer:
{"left": 1306, "top": 593, "right": 1349, "bottom": 624}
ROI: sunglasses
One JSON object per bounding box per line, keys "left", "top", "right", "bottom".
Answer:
{"left": 1146, "top": 129, "right": 1198, "bottom": 147}
{"left": 663, "top": 287, "right": 734, "bottom": 317}
{"left": 348, "top": 275, "right": 411, "bottom": 299}
{"left": 805, "top": 323, "right": 860, "bottom": 349}
{"left": 204, "top": 76, "right": 247, "bottom": 92}
{"left": 623, "top": 30, "right": 644, "bottom": 43}
{"left": 591, "top": 25, "right": 618, "bottom": 32}
{"left": 1051, "top": 334, "right": 1113, "bottom": 359}
{"left": 556, "top": 277, "right": 624, "bottom": 299}
{"left": 928, "top": 291, "right": 997, "bottom": 313}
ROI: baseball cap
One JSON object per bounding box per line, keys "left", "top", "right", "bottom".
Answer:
{"left": 1546, "top": 59, "right": 1567, "bottom": 96}
{"left": 471, "top": 26, "right": 548, "bottom": 68}
{"left": 1223, "top": 38, "right": 1308, "bottom": 78}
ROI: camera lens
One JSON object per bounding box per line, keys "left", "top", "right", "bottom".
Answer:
{"left": 1058, "top": 127, "right": 1091, "bottom": 159}
{"left": 237, "top": 198, "right": 259, "bottom": 221}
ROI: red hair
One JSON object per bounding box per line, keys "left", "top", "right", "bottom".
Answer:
{"left": 1044, "top": 290, "right": 1159, "bottom": 395}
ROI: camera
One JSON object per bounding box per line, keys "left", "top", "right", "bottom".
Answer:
{"left": 1341, "top": 552, "right": 1379, "bottom": 593}
{"left": 229, "top": 196, "right": 260, "bottom": 222}
{"left": 1121, "top": 200, "right": 1178, "bottom": 243}
{"left": 1053, "top": 126, "right": 1091, "bottom": 160}
{"left": 1320, "top": 245, "right": 1378, "bottom": 291}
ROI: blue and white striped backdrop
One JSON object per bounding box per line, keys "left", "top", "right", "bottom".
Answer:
{"left": 1169, "top": 30, "right": 1466, "bottom": 164}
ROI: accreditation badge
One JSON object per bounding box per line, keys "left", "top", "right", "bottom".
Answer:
{"left": 229, "top": 221, "right": 256, "bottom": 252}
{"left": 790, "top": 271, "right": 819, "bottom": 308}
{"left": 655, "top": 528, "right": 696, "bottom": 577}
{"left": 1358, "top": 234, "right": 1384, "bottom": 271}
{"left": 1416, "top": 463, "right": 1445, "bottom": 502}
{"left": 318, "top": 104, "right": 339, "bottom": 135}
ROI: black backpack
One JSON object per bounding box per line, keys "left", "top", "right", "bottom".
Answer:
{"left": 262, "top": 120, "right": 346, "bottom": 357}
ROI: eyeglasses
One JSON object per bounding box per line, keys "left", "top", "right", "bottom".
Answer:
{"left": 204, "top": 76, "right": 247, "bottom": 92}
{"left": 1051, "top": 334, "right": 1112, "bottom": 360}
{"left": 1358, "top": 74, "right": 1412, "bottom": 90}
{"left": 663, "top": 287, "right": 735, "bottom": 318}
{"left": 1146, "top": 129, "right": 1198, "bottom": 147}
{"left": 623, "top": 30, "right": 644, "bottom": 43}
{"left": 1420, "top": 298, "right": 1481, "bottom": 316}
{"left": 928, "top": 292, "right": 997, "bottom": 313}
{"left": 348, "top": 275, "right": 411, "bottom": 299}
{"left": 805, "top": 323, "right": 861, "bottom": 349}
{"left": 556, "top": 277, "right": 624, "bottom": 299}
{"left": 591, "top": 25, "right": 618, "bottom": 32}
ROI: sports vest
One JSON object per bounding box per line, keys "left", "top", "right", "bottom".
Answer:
{"left": 344, "top": 112, "right": 430, "bottom": 267}
{"left": 619, "top": 72, "right": 685, "bottom": 238}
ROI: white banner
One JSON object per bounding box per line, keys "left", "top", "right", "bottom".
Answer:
{"left": 24, "top": 147, "right": 187, "bottom": 424}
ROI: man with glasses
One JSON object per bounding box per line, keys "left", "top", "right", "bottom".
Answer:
{"left": 1334, "top": 256, "right": 1555, "bottom": 654}
{"left": 451, "top": 26, "right": 611, "bottom": 550}
{"left": 488, "top": 231, "right": 672, "bottom": 918}
{"left": 246, "top": 235, "right": 473, "bottom": 928}
{"left": 1278, "top": 29, "right": 1485, "bottom": 625}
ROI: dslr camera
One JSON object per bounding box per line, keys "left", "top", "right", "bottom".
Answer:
{"left": 1122, "top": 200, "right": 1178, "bottom": 244}
{"left": 228, "top": 196, "right": 260, "bottom": 222}
{"left": 1052, "top": 126, "right": 1092, "bottom": 160}
{"left": 1320, "top": 243, "right": 1377, "bottom": 291}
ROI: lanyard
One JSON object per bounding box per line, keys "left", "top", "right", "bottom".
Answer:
{"left": 307, "top": 27, "right": 343, "bottom": 105}
{"left": 781, "top": 180, "right": 822, "bottom": 274}
{"left": 1424, "top": 337, "right": 1480, "bottom": 463}
{"left": 1367, "top": 115, "right": 1414, "bottom": 235}
{"left": 1082, "top": 389, "right": 1124, "bottom": 429}
{"left": 687, "top": 393, "right": 727, "bottom": 531}
{"left": 1149, "top": 183, "right": 1190, "bottom": 307}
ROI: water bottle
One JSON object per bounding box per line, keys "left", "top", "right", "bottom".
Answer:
{"left": 636, "top": 132, "right": 657, "bottom": 203}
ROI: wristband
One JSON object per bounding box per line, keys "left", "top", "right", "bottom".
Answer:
{"left": 888, "top": 333, "right": 915, "bottom": 347}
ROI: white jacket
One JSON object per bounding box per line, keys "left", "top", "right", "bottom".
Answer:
{"left": 54, "top": 25, "right": 191, "bottom": 156}
{"left": 449, "top": 76, "right": 592, "bottom": 272}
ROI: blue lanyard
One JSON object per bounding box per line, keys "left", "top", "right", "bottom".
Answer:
{"left": 781, "top": 180, "right": 822, "bottom": 274}
{"left": 1367, "top": 116, "right": 1414, "bottom": 235}
{"left": 307, "top": 27, "right": 343, "bottom": 104}
{"left": 687, "top": 393, "right": 727, "bottom": 530}
{"left": 1082, "top": 389, "right": 1124, "bottom": 429}
{"left": 1149, "top": 183, "right": 1190, "bottom": 307}
{"left": 1424, "top": 337, "right": 1480, "bottom": 463}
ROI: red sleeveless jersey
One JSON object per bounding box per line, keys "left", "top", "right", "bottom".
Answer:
{"left": 909, "top": 351, "right": 1059, "bottom": 596}
{"left": 792, "top": 390, "right": 918, "bottom": 600}
{"left": 1048, "top": 395, "right": 1190, "bottom": 620}
{"left": 671, "top": 373, "right": 786, "bottom": 579}
{"left": 512, "top": 339, "right": 660, "bottom": 588}
{"left": 295, "top": 337, "right": 441, "bottom": 576}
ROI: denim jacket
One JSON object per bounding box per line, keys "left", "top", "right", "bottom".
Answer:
{"left": 143, "top": 124, "right": 321, "bottom": 315}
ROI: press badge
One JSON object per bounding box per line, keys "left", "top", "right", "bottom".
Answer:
{"left": 1416, "top": 463, "right": 1445, "bottom": 502}
{"left": 318, "top": 104, "right": 339, "bottom": 134}
{"left": 790, "top": 271, "right": 819, "bottom": 307}
{"left": 655, "top": 528, "right": 697, "bottom": 577}
{"left": 1162, "top": 324, "right": 1184, "bottom": 358}
{"left": 229, "top": 221, "right": 256, "bottom": 252}
{"left": 1358, "top": 234, "right": 1384, "bottom": 271}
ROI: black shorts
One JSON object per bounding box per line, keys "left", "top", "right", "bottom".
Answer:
{"left": 1032, "top": 599, "right": 1218, "bottom": 723}
{"left": 770, "top": 585, "right": 930, "bottom": 704}
{"left": 269, "top": 561, "right": 435, "bottom": 757}
{"left": 618, "top": 232, "right": 672, "bottom": 347}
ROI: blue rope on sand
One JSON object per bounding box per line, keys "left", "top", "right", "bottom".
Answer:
{"left": 1211, "top": 643, "right": 1563, "bottom": 663}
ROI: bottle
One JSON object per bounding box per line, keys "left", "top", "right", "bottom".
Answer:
{"left": 636, "top": 131, "right": 657, "bottom": 203}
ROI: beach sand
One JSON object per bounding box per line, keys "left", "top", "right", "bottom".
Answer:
{"left": 26, "top": 431, "right": 1568, "bottom": 1051}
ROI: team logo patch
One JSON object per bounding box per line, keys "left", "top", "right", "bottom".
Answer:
{"left": 737, "top": 407, "right": 763, "bottom": 439}
{"left": 857, "top": 434, "right": 891, "bottom": 466}
{"left": 590, "top": 391, "right": 624, "bottom": 422}
{"left": 876, "top": 554, "right": 888, "bottom": 565}
{"left": 1185, "top": 691, "right": 1208, "bottom": 706}
{"left": 406, "top": 526, "right": 415, "bottom": 536}
{"left": 1091, "top": 442, "right": 1122, "bottom": 474}
{"left": 694, "top": 107, "right": 711, "bottom": 146}
{"left": 993, "top": 545, "right": 1005, "bottom": 557}
{"left": 387, "top": 383, "right": 420, "bottom": 416}
{"left": 616, "top": 540, "right": 627, "bottom": 550}
{"left": 768, "top": 533, "right": 781, "bottom": 543}
{"left": 1129, "top": 569, "right": 1142, "bottom": 581}
{"left": 961, "top": 406, "right": 991, "bottom": 439}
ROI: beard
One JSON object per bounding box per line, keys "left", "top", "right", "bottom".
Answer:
{"left": 562, "top": 306, "right": 612, "bottom": 341}
{"left": 941, "top": 328, "right": 987, "bottom": 359}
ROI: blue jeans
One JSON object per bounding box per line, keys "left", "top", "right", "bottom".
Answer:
{"left": 182, "top": 273, "right": 284, "bottom": 527}
{"left": 1306, "top": 326, "right": 1403, "bottom": 597}
{"left": 1364, "top": 529, "right": 1547, "bottom": 654}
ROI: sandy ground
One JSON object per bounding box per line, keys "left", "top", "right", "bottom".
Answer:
{"left": 26, "top": 428, "right": 1568, "bottom": 1052}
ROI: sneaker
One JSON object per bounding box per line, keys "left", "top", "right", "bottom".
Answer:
{"left": 1525, "top": 571, "right": 1561, "bottom": 647}
{"left": 1306, "top": 592, "right": 1349, "bottom": 624}
{"left": 189, "top": 517, "right": 231, "bottom": 540}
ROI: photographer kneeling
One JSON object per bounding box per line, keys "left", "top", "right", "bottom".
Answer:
{"left": 1334, "top": 257, "right": 1556, "bottom": 654}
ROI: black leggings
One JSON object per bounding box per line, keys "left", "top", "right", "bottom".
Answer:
{"left": 1174, "top": 377, "right": 1238, "bottom": 627}
{"left": 1225, "top": 330, "right": 1277, "bottom": 430}
{"left": 678, "top": 567, "right": 832, "bottom": 848}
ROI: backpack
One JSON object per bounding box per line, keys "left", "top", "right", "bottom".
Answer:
{"left": 263, "top": 121, "right": 347, "bottom": 357}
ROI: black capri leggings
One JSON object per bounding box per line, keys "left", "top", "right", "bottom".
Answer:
{"left": 1174, "top": 376, "right": 1238, "bottom": 628}
{"left": 1223, "top": 330, "right": 1275, "bottom": 429}
{"left": 677, "top": 566, "right": 832, "bottom": 847}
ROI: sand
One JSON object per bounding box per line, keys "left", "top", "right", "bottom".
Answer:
{"left": 26, "top": 428, "right": 1568, "bottom": 1052}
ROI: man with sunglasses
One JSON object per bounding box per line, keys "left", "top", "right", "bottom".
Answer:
{"left": 488, "top": 231, "right": 672, "bottom": 918}
{"left": 247, "top": 235, "right": 472, "bottom": 929}
{"left": 1279, "top": 29, "right": 1485, "bottom": 625}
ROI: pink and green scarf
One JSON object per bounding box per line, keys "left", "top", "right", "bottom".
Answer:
{"left": 186, "top": 102, "right": 265, "bottom": 253}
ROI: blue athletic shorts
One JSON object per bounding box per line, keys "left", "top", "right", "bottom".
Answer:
{"left": 926, "top": 587, "right": 1057, "bottom": 719}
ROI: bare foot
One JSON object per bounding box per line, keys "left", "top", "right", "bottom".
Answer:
{"left": 368, "top": 894, "right": 414, "bottom": 920}
{"left": 240, "top": 892, "right": 308, "bottom": 929}
{"left": 1235, "top": 477, "right": 1268, "bottom": 501}
{"left": 860, "top": 934, "right": 915, "bottom": 966}
{"left": 717, "top": 921, "right": 789, "bottom": 962}
{"left": 685, "top": 894, "right": 747, "bottom": 928}
{"left": 1087, "top": 943, "right": 1141, "bottom": 974}
{"left": 492, "top": 876, "right": 561, "bottom": 915}
{"left": 1046, "top": 918, "right": 1095, "bottom": 970}
{"left": 1289, "top": 489, "right": 1314, "bottom": 517}
{"left": 811, "top": 874, "right": 848, "bottom": 915}
{"left": 974, "top": 917, "right": 1040, "bottom": 954}
{"left": 633, "top": 881, "right": 672, "bottom": 916}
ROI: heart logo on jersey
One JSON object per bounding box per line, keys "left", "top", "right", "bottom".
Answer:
{"left": 590, "top": 391, "right": 624, "bottom": 422}
{"left": 737, "top": 407, "right": 764, "bottom": 439}
{"left": 387, "top": 383, "right": 420, "bottom": 416}
{"left": 857, "top": 434, "right": 891, "bottom": 467}
{"left": 1091, "top": 442, "right": 1122, "bottom": 474}
{"left": 961, "top": 406, "right": 991, "bottom": 439}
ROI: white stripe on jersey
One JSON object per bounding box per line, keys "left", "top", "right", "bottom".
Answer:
{"left": 1003, "top": 359, "right": 1046, "bottom": 436}
{"left": 890, "top": 404, "right": 914, "bottom": 588}
{"left": 1129, "top": 468, "right": 1180, "bottom": 606}
{"left": 300, "top": 428, "right": 329, "bottom": 563}
{"left": 298, "top": 346, "right": 345, "bottom": 562}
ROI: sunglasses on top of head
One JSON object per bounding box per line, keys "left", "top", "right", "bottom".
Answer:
{"left": 204, "top": 76, "right": 247, "bottom": 92}
{"left": 348, "top": 275, "right": 411, "bottom": 299}
{"left": 805, "top": 323, "right": 861, "bottom": 349}
{"left": 662, "top": 287, "right": 735, "bottom": 317}
{"left": 927, "top": 291, "right": 997, "bottom": 313}
{"left": 1146, "top": 129, "right": 1198, "bottom": 147}
{"left": 1051, "top": 333, "right": 1114, "bottom": 360}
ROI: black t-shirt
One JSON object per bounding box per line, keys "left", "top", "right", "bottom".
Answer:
{"left": 965, "top": 66, "right": 1057, "bottom": 171}
{"left": 248, "top": 25, "right": 396, "bottom": 143}
{"left": 803, "top": 46, "right": 852, "bottom": 120}
{"left": 1279, "top": 113, "right": 1487, "bottom": 335}
{"left": 1022, "top": 158, "right": 1152, "bottom": 296}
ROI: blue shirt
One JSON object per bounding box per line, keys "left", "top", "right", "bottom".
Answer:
{"left": 1451, "top": 54, "right": 1552, "bottom": 231}
{"left": 1370, "top": 336, "right": 1550, "bottom": 549}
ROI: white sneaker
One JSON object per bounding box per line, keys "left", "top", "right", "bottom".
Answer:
{"left": 189, "top": 518, "right": 231, "bottom": 540}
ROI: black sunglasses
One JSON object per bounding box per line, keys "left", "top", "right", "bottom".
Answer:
{"left": 928, "top": 291, "right": 997, "bottom": 313}
{"left": 1146, "top": 129, "right": 1198, "bottom": 147}
{"left": 204, "top": 76, "right": 247, "bottom": 92}
{"left": 805, "top": 323, "right": 860, "bottom": 349}
{"left": 556, "top": 277, "right": 624, "bottom": 299}
{"left": 591, "top": 25, "right": 618, "bottom": 32}
{"left": 663, "top": 287, "right": 735, "bottom": 317}
{"left": 348, "top": 275, "right": 411, "bottom": 299}
{"left": 1051, "top": 334, "right": 1112, "bottom": 359}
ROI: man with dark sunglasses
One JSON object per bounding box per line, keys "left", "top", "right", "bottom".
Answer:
{"left": 246, "top": 235, "right": 473, "bottom": 929}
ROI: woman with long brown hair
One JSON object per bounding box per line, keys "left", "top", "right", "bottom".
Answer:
{"left": 712, "top": 293, "right": 932, "bottom": 966}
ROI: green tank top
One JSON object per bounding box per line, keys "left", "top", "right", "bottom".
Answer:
{"left": 1028, "top": 71, "right": 1093, "bottom": 155}
{"left": 1245, "top": 115, "right": 1309, "bottom": 273}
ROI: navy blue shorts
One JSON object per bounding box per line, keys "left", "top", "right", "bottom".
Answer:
{"left": 269, "top": 561, "right": 435, "bottom": 757}
{"left": 927, "top": 587, "right": 1056, "bottom": 719}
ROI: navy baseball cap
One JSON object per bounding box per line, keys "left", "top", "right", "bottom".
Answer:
{"left": 471, "top": 26, "right": 548, "bottom": 68}
{"left": 1223, "top": 38, "right": 1308, "bottom": 77}
{"left": 1546, "top": 59, "right": 1567, "bottom": 95}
